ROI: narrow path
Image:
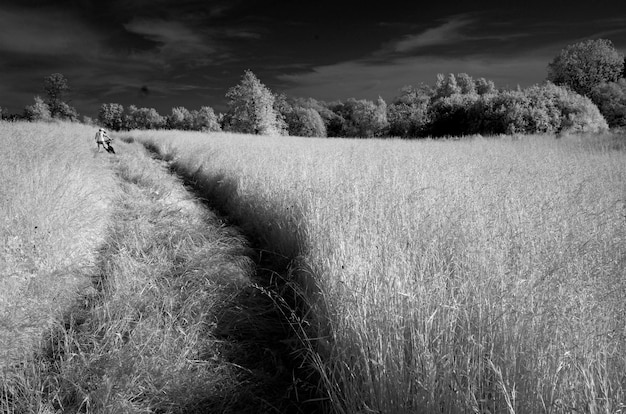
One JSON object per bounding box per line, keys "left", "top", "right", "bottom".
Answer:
{"left": 3, "top": 139, "right": 323, "bottom": 413}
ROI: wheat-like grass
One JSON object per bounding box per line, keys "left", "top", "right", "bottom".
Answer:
{"left": 134, "top": 130, "right": 626, "bottom": 413}
{"left": 0, "top": 121, "right": 118, "bottom": 365}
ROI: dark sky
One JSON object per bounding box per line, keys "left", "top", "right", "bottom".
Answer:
{"left": 1, "top": 0, "right": 625, "bottom": 118}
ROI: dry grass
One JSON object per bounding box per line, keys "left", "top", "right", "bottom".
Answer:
{"left": 0, "top": 121, "right": 117, "bottom": 364}
{"left": 2, "top": 133, "right": 315, "bottom": 413}
{"left": 133, "top": 130, "right": 626, "bottom": 413}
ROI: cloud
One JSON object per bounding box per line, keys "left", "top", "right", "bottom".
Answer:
{"left": 392, "top": 16, "right": 474, "bottom": 53}
{"left": 124, "top": 18, "right": 216, "bottom": 59}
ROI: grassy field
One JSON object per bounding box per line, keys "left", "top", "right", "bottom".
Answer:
{"left": 133, "top": 130, "right": 626, "bottom": 413}
{"left": 0, "top": 121, "right": 118, "bottom": 364}
{"left": 2, "top": 126, "right": 318, "bottom": 413}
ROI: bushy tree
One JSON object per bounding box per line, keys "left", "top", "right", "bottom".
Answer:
{"left": 134, "top": 107, "right": 166, "bottom": 129}
{"left": 168, "top": 106, "right": 193, "bottom": 130}
{"left": 225, "top": 70, "right": 282, "bottom": 135}
{"left": 43, "top": 73, "right": 78, "bottom": 120}
{"left": 591, "top": 79, "right": 626, "bottom": 127}
{"left": 475, "top": 77, "right": 497, "bottom": 95}
{"left": 434, "top": 73, "right": 462, "bottom": 99}
{"left": 99, "top": 103, "right": 125, "bottom": 130}
{"left": 24, "top": 96, "right": 52, "bottom": 122}
{"left": 192, "top": 106, "right": 221, "bottom": 131}
{"left": 548, "top": 39, "right": 624, "bottom": 97}
{"left": 387, "top": 85, "right": 431, "bottom": 137}
{"left": 288, "top": 107, "right": 327, "bottom": 137}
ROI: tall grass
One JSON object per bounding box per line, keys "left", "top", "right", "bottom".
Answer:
{"left": 135, "top": 130, "right": 626, "bottom": 413}
{"left": 0, "top": 121, "right": 117, "bottom": 364}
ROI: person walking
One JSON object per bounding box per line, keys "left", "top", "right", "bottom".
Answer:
{"left": 95, "top": 128, "right": 111, "bottom": 152}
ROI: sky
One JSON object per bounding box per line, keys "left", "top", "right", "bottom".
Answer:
{"left": 1, "top": 0, "right": 625, "bottom": 118}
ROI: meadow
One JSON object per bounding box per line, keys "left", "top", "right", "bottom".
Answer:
{"left": 0, "top": 121, "right": 117, "bottom": 364}
{"left": 133, "top": 130, "right": 626, "bottom": 413}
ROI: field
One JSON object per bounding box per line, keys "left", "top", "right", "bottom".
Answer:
{"left": 2, "top": 122, "right": 625, "bottom": 413}
{"left": 134, "top": 130, "right": 626, "bottom": 413}
{"left": 0, "top": 121, "right": 117, "bottom": 363}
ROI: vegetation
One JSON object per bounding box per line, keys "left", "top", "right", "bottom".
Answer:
{"left": 135, "top": 129, "right": 626, "bottom": 413}
{"left": 548, "top": 39, "right": 624, "bottom": 97}
{"left": 1, "top": 124, "right": 314, "bottom": 413}
{"left": 0, "top": 121, "right": 117, "bottom": 365}
{"left": 223, "top": 70, "right": 285, "bottom": 135}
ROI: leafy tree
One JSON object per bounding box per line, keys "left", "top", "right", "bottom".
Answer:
{"left": 591, "top": 79, "right": 626, "bottom": 127}
{"left": 434, "top": 73, "right": 462, "bottom": 99}
{"left": 192, "top": 106, "right": 221, "bottom": 131}
{"left": 225, "top": 70, "right": 282, "bottom": 135}
{"left": 134, "top": 107, "right": 166, "bottom": 129}
{"left": 475, "top": 77, "right": 497, "bottom": 95}
{"left": 456, "top": 73, "right": 476, "bottom": 95}
{"left": 43, "top": 73, "right": 78, "bottom": 120}
{"left": 288, "top": 107, "right": 327, "bottom": 137}
{"left": 98, "top": 103, "right": 125, "bottom": 131}
{"left": 387, "top": 85, "right": 431, "bottom": 137}
{"left": 124, "top": 105, "right": 139, "bottom": 130}
{"left": 44, "top": 73, "right": 69, "bottom": 103}
{"left": 24, "top": 96, "right": 52, "bottom": 122}
{"left": 168, "top": 106, "right": 193, "bottom": 130}
{"left": 547, "top": 39, "right": 625, "bottom": 97}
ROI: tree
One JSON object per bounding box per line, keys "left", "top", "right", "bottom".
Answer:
{"left": 168, "top": 106, "right": 193, "bottom": 130}
{"left": 475, "top": 77, "right": 497, "bottom": 95}
{"left": 134, "top": 107, "right": 166, "bottom": 129}
{"left": 547, "top": 39, "right": 625, "bottom": 97}
{"left": 44, "top": 73, "right": 69, "bottom": 103}
{"left": 225, "top": 70, "right": 282, "bottom": 135}
{"left": 192, "top": 106, "right": 221, "bottom": 132}
{"left": 590, "top": 79, "right": 626, "bottom": 127}
{"left": 288, "top": 107, "right": 327, "bottom": 137}
{"left": 43, "top": 73, "right": 78, "bottom": 120}
{"left": 24, "top": 96, "right": 52, "bottom": 122}
{"left": 98, "top": 103, "right": 125, "bottom": 131}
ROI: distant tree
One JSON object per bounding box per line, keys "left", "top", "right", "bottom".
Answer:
{"left": 387, "top": 85, "right": 431, "bottom": 137}
{"left": 288, "top": 107, "right": 327, "bottom": 137}
{"left": 168, "top": 106, "right": 193, "bottom": 130}
{"left": 225, "top": 70, "right": 282, "bottom": 135}
{"left": 434, "top": 73, "right": 461, "bottom": 99}
{"left": 44, "top": 73, "right": 69, "bottom": 103}
{"left": 341, "top": 97, "right": 388, "bottom": 138}
{"left": 24, "top": 96, "right": 52, "bottom": 122}
{"left": 82, "top": 115, "right": 94, "bottom": 125}
{"left": 43, "top": 73, "right": 78, "bottom": 120}
{"left": 124, "top": 105, "right": 138, "bottom": 130}
{"left": 134, "top": 107, "right": 166, "bottom": 129}
{"left": 456, "top": 73, "right": 476, "bottom": 95}
{"left": 98, "top": 103, "right": 125, "bottom": 131}
{"left": 192, "top": 106, "right": 221, "bottom": 131}
{"left": 590, "top": 79, "right": 626, "bottom": 127}
{"left": 547, "top": 39, "right": 625, "bottom": 97}
{"left": 475, "top": 77, "right": 497, "bottom": 95}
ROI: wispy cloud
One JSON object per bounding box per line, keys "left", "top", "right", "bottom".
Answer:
{"left": 124, "top": 18, "right": 216, "bottom": 60}
{"left": 392, "top": 16, "right": 474, "bottom": 52}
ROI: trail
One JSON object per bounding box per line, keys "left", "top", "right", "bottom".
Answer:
{"left": 2, "top": 139, "right": 323, "bottom": 413}
{"left": 95, "top": 140, "right": 321, "bottom": 413}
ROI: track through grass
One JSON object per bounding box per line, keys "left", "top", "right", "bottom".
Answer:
{"left": 2, "top": 136, "right": 320, "bottom": 413}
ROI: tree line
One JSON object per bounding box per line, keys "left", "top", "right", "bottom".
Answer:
{"left": 7, "top": 38, "right": 626, "bottom": 138}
